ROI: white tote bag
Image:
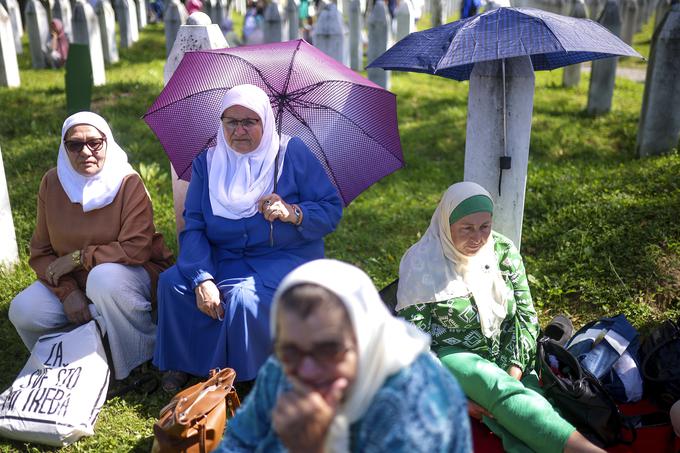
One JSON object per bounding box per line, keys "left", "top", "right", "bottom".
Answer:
{"left": 0, "top": 319, "right": 110, "bottom": 446}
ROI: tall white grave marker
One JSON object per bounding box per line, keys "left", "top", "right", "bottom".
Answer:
{"left": 165, "top": 12, "right": 228, "bottom": 237}
{"left": 464, "top": 57, "right": 535, "bottom": 249}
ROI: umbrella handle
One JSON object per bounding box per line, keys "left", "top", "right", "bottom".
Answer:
{"left": 498, "top": 156, "right": 511, "bottom": 196}
{"left": 269, "top": 151, "right": 281, "bottom": 247}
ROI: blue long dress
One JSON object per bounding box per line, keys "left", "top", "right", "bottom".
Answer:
{"left": 217, "top": 353, "right": 472, "bottom": 452}
{"left": 153, "top": 138, "right": 343, "bottom": 381}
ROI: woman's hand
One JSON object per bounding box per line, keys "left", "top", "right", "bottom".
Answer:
{"left": 195, "top": 280, "right": 224, "bottom": 320}
{"left": 507, "top": 365, "right": 523, "bottom": 381}
{"left": 258, "top": 194, "right": 297, "bottom": 224}
{"left": 467, "top": 399, "right": 493, "bottom": 420}
{"left": 46, "top": 252, "right": 81, "bottom": 286}
{"left": 272, "top": 376, "right": 347, "bottom": 453}
{"left": 63, "top": 289, "right": 93, "bottom": 325}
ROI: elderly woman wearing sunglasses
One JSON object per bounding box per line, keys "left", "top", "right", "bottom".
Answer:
{"left": 8, "top": 112, "right": 173, "bottom": 381}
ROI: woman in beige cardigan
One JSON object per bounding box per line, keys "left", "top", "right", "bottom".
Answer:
{"left": 9, "top": 111, "right": 173, "bottom": 380}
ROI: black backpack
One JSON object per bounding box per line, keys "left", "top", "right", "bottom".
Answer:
{"left": 640, "top": 319, "right": 680, "bottom": 409}
{"left": 537, "top": 337, "right": 635, "bottom": 447}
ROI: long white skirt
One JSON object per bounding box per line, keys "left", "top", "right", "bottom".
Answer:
{"left": 8, "top": 263, "right": 155, "bottom": 380}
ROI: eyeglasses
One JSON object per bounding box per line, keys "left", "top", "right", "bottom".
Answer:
{"left": 274, "top": 340, "right": 352, "bottom": 368}
{"left": 220, "top": 117, "right": 261, "bottom": 131}
{"left": 64, "top": 136, "right": 107, "bottom": 154}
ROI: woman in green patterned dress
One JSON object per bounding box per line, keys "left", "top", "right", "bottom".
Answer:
{"left": 397, "top": 182, "right": 602, "bottom": 453}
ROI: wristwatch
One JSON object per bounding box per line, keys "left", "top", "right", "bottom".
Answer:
{"left": 71, "top": 250, "right": 82, "bottom": 266}
{"left": 293, "top": 204, "right": 303, "bottom": 226}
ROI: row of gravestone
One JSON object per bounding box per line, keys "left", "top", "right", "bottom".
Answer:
{"left": 0, "top": 0, "right": 155, "bottom": 87}
{"left": 528, "top": 0, "right": 679, "bottom": 156}
{"left": 250, "top": 0, "right": 419, "bottom": 89}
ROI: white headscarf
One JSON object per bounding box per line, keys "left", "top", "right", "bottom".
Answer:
{"left": 396, "top": 182, "right": 511, "bottom": 338}
{"left": 272, "top": 259, "right": 430, "bottom": 453}
{"left": 208, "top": 84, "right": 288, "bottom": 219}
{"left": 57, "top": 111, "right": 136, "bottom": 212}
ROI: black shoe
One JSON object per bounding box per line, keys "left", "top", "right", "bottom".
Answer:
{"left": 543, "top": 314, "right": 574, "bottom": 347}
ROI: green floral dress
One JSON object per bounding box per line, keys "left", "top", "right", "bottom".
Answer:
{"left": 399, "top": 232, "right": 539, "bottom": 372}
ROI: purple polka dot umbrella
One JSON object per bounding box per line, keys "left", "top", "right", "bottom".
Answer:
{"left": 143, "top": 39, "right": 404, "bottom": 206}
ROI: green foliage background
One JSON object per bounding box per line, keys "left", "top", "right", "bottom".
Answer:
{"left": 0, "top": 13, "right": 678, "bottom": 452}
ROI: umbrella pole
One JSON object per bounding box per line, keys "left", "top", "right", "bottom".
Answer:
{"left": 499, "top": 58, "right": 512, "bottom": 196}
{"left": 270, "top": 118, "right": 283, "bottom": 247}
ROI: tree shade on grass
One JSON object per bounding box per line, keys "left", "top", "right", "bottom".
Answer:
{"left": 0, "top": 18, "right": 678, "bottom": 452}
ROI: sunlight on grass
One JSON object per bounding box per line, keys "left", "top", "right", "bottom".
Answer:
{"left": 0, "top": 11, "right": 678, "bottom": 452}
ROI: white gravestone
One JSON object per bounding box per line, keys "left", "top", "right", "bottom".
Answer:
{"left": 395, "top": 0, "right": 414, "bottom": 42}
{"left": 0, "top": 145, "right": 19, "bottom": 269}
{"left": 430, "top": 0, "right": 443, "bottom": 26}
{"left": 165, "top": 11, "right": 228, "bottom": 236}
{"left": 286, "top": 0, "right": 299, "bottom": 40}
{"left": 263, "top": 1, "right": 283, "bottom": 43}
{"left": 314, "top": 4, "right": 346, "bottom": 64}
{"left": 367, "top": 0, "right": 390, "bottom": 88}
{"left": 464, "top": 57, "right": 535, "bottom": 249}
{"left": 52, "top": 0, "right": 73, "bottom": 41}
{"left": 73, "top": 0, "right": 106, "bottom": 86}
{"left": 621, "top": 0, "right": 638, "bottom": 44}
{"left": 1, "top": 0, "right": 22, "bottom": 54}
{"left": 204, "top": 0, "right": 216, "bottom": 22}
{"left": 214, "top": 0, "right": 227, "bottom": 27}
{"left": 164, "top": 0, "right": 188, "bottom": 56}
{"left": 562, "top": 0, "right": 587, "bottom": 87}
{"left": 586, "top": 0, "right": 621, "bottom": 115}
{"left": 96, "top": 0, "right": 118, "bottom": 64}
{"left": 114, "top": 0, "right": 139, "bottom": 48}
{"left": 636, "top": 3, "right": 680, "bottom": 157}
{"left": 25, "top": 0, "right": 48, "bottom": 69}
{"left": 136, "top": 0, "right": 147, "bottom": 29}
{"left": 635, "top": 0, "right": 646, "bottom": 32}
{"left": 0, "top": 4, "right": 20, "bottom": 87}
{"left": 655, "top": 0, "right": 671, "bottom": 30}
{"left": 349, "top": 0, "right": 362, "bottom": 70}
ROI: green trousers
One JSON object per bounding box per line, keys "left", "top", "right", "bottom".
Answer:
{"left": 439, "top": 351, "right": 575, "bottom": 453}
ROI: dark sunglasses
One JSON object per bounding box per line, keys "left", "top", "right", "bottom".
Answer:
{"left": 274, "top": 340, "right": 351, "bottom": 368}
{"left": 64, "top": 136, "right": 107, "bottom": 154}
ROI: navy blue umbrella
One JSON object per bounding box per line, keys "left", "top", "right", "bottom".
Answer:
{"left": 368, "top": 7, "right": 642, "bottom": 196}
{"left": 367, "top": 7, "right": 642, "bottom": 80}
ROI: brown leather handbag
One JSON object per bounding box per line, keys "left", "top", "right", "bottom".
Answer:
{"left": 152, "top": 368, "right": 241, "bottom": 453}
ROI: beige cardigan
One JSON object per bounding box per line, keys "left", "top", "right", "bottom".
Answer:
{"left": 29, "top": 169, "right": 174, "bottom": 305}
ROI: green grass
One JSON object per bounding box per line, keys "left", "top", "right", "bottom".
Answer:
{"left": 0, "top": 13, "right": 678, "bottom": 452}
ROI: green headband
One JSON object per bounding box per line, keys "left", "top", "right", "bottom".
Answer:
{"left": 449, "top": 195, "right": 493, "bottom": 225}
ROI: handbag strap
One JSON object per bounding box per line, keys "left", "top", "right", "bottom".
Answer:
{"left": 174, "top": 369, "right": 237, "bottom": 424}
{"left": 226, "top": 389, "right": 241, "bottom": 417}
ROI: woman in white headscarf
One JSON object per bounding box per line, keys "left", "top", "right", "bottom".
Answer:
{"left": 397, "top": 182, "right": 603, "bottom": 453}
{"left": 154, "top": 85, "right": 343, "bottom": 392}
{"left": 8, "top": 111, "right": 173, "bottom": 381}
{"left": 218, "top": 259, "right": 472, "bottom": 452}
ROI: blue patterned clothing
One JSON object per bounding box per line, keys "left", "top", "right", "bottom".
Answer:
{"left": 217, "top": 353, "right": 472, "bottom": 452}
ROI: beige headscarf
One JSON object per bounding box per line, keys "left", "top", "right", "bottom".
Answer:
{"left": 396, "top": 182, "right": 511, "bottom": 338}
{"left": 272, "top": 259, "right": 430, "bottom": 453}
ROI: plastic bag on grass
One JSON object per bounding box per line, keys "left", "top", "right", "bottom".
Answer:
{"left": 0, "top": 319, "right": 110, "bottom": 446}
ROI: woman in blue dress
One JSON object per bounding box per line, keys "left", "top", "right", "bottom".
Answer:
{"left": 154, "top": 84, "right": 343, "bottom": 391}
